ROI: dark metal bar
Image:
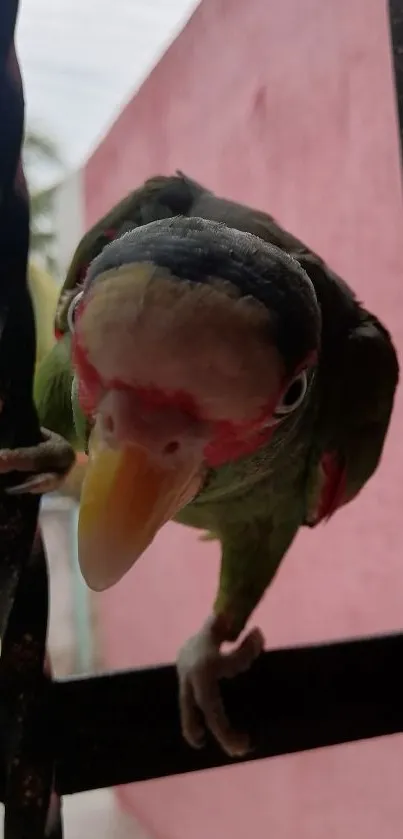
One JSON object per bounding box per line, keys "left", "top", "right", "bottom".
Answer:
{"left": 0, "top": 1, "right": 63, "bottom": 836}
{"left": 48, "top": 631, "right": 403, "bottom": 794}
{"left": 389, "top": 0, "right": 403, "bottom": 160}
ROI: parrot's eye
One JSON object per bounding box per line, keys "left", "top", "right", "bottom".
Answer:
{"left": 67, "top": 291, "right": 84, "bottom": 333}
{"left": 274, "top": 369, "right": 308, "bottom": 418}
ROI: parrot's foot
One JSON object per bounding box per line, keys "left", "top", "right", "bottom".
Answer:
{"left": 177, "top": 617, "right": 264, "bottom": 757}
{"left": 0, "top": 428, "right": 75, "bottom": 495}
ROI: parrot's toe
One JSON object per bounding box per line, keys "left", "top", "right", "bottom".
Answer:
{"left": 6, "top": 472, "right": 67, "bottom": 495}
{"left": 177, "top": 624, "right": 264, "bottom": 757}
{"left": 0, "top": 428, "right": 75, "bottom": 496}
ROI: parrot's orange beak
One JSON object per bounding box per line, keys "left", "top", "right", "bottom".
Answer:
{"left": 77, "top": 423, "right": 205, "bottom": 591}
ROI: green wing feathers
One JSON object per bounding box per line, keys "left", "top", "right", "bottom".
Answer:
{"left": 33, "top": 334, "right": 78, "bottom": 446}
{"left": 334, "top": 316, "right": 399, "bottom": 501}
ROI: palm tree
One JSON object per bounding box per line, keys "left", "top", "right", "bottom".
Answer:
{"left": 27, "top": 261, "right": 59, "bottom": 368}
{"left": 22, "top": 128, "right": 64, "bottom": 368}
{"left": 23, "top": 127, "right": 64, "bottom": 273}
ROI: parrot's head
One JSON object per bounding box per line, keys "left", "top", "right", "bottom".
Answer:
{"left": 68, "top": 217, "right": 321, "bottom": 591}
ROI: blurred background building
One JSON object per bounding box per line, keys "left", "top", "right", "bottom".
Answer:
{"left": 12, "top": 0, "right": 403, "bottom": 837}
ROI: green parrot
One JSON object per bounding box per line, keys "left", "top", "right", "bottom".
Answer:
{"left": 14, "top": 173, "right": 399, "bottom": 758}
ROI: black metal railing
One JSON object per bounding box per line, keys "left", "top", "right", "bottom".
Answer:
{"left": 0, "top": 2, "right": 402, "bottom": 836}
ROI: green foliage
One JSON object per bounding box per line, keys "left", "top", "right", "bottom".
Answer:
{"left": 23, "top": 127, "right": 65, "bottom": 273}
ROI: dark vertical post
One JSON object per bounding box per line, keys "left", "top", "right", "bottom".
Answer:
{"left": 389, "top": 0, "right": 403, "bottom": 163}
{"left": 0, "top": 2, "right": 62, "bottom": 837}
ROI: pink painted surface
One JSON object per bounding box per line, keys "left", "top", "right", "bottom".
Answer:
{"left": 83, "top": 0, "right": 403, "bottom": 837}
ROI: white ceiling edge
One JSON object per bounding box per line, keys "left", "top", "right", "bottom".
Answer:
{"left": 16, "top": 0, "right": 201, "bottom": 172}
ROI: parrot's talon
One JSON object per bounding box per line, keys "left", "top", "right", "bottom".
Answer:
{"left": 177, "top": 623, "right": 264, "bottom": 758}
{"left": 0, "top": 427, "right": 75, "bottom": 496}
{"left": 6, "top": 472, "right": 64, "bottom": 495}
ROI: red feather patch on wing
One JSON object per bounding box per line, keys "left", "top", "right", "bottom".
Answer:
{"left": 308, "top": 451, "right": 347, "bottom": 525}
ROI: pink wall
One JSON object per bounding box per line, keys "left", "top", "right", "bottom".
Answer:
{"left": 83, "top": 1, "right": 403, "bottom": 837}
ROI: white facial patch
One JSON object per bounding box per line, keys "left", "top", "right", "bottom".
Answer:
{"left": 77, "top": 263, "right": 286, "bottom": 424}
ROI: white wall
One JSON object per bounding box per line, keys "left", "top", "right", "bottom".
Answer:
{"left": 54, "top": 168, "right": 84, "bottom": 282}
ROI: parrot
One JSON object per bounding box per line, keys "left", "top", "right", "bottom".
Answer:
{"left": 15, "top": 172, "right": 399, "bottom": 758}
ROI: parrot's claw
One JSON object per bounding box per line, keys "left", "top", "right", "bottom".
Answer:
{"left": 6, "top": 472, "right": 65, "bottom": 495}
{"left": 177, "top": 623, "right": 264, "bottom": 758}
{"left": 0, "top": 428, "right": 75, "bottom": 496}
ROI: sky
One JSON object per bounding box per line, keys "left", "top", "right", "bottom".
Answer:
{"left": 16, "top": 0, "right": 200, "bottom": 171}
